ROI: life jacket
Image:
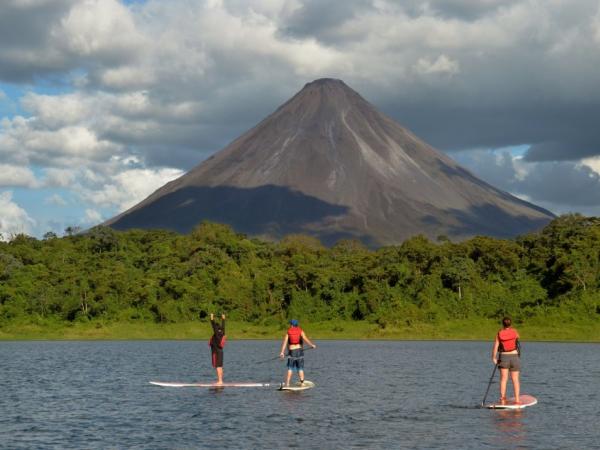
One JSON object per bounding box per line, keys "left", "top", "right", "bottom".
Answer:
{"left": 209, "top": 333, "right": 226, "bottom": 349}
{"left": 498, "top": 328, "right": 518, "bottom": 352}
{"left": 287, "top": 326, "right": 303, "bottom": 345}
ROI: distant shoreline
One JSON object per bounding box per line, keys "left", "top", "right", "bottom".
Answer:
{"left": 2, "top": 319, "right": 599, "bottom": 342}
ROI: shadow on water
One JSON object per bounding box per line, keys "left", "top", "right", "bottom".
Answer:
{"left": 444, "top": 404, "right": 482, "bottom": 410}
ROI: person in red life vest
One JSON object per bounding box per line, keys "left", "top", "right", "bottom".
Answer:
{"left": 279, "top": 319, "right": 316, "bottom": 387}
{"left": 209, "top": 313, "right": 226, "bottom": 384}
{"left": 491, "top": 316, "right": 521, "bottom": 404}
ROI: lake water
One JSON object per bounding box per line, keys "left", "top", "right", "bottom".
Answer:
{"left": 1, "top": 340, "right": 599, "bottom": 449}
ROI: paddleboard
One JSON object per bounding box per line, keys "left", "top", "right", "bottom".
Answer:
{"left": 149, "top": 381, "right": 271, "bottom": 388}
{"left": 485, "top": 394, "right": 537, "bottom": 410}
{"left": 278, "top": 380, "right": 315, "bottom": 391}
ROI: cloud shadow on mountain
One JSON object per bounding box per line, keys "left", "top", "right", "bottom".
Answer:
{"left": 110, "top": 185, "right": 361, "bottom": 245}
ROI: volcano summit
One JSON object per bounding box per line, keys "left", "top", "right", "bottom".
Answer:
{"left": 107, "top": 78, "right": 553, "bottom": 246}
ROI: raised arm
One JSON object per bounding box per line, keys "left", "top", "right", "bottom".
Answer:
{"left": 301, "top": 331, "right": 316, "bottom": 349}
{"left": 221, "top": 314, "right": 226, "bottom": 333}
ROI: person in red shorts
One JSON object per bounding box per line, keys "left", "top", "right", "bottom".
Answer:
{"left": 492, "top": 316, "right": 521, "bottom": 404}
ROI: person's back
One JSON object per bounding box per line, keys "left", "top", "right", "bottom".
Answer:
{"left": 209, "top": 313, "right": 226, "bottom": 384}
{"left": 279, "top": 319, "right": 316, "bottom": 386}
{"left": 492, "top": 316, "right": 521, "bottom": 404}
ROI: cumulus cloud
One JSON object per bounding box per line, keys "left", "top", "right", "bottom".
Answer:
{"left": 413, "top": 55, "right": 460, "bottom": 75}
{"left": 0, "top": 0, "right": 142, "bottom": 82}
{"left": 42, "top": 168, "right": 78, "bottom": 187}
{"left": 45, "top": 193, "right": 67, "bottom": 206}
{"left": 0, "top": 164, "right": 38, "bottom": 187}
{"left": 83, "top": 208, "right": 102, "bottom": 224}
{"left": 0, "top": 0, "right": 599, "bottom": 226}
{"left": 582, "top": 156, "right": 600, "bottom": 176}
{"left": 1, "top": 0, "right": 597, "bottom": 167}
{"left": 78, "top": 166, "right": 183, "bottom": 212}
{"left": 0, "top": 190, "right": 36, "bottom": 238}
{"left": 454, "top": 149, "right": 600, "bottom": 216}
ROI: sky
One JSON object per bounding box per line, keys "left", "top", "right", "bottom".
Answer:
{"left": 1, "top": 0, "right": 600, "bottom": 239}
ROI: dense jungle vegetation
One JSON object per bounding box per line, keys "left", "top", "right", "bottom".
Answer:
{"left": 0, "top": 214, "right": 599, "bottom": 339}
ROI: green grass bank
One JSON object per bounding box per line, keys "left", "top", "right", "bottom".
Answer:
{"left": 2, "top": 318, "right": 600, "bottom": 341}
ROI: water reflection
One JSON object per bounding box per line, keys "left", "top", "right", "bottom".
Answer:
{"left": 490, "top": 410, "right": 527, "bottom": 448}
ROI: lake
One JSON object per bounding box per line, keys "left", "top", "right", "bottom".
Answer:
{"left": 1, "top": 340, "right": 598, "bottom": 449}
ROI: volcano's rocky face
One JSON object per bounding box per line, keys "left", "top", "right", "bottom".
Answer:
{"left": 107, "top": 78, "right": 553, "bottom": 246}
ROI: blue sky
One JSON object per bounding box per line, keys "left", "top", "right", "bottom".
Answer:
{"left": 1, "top": 0, "right": 600, "bottom": 239}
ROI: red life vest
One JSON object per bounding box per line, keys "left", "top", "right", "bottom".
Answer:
{"left": 498, "top": 328, "right": 518, "bottom": 352}
{"left": 209, "top": 334, "right": 226, "bottom": 349}
{"left": 287, "top": 327, "right": 303, "bottom": 345}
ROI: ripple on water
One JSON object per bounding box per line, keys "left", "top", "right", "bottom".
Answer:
{"left": 1, "top": 340, "right": 599, "bottom": 449}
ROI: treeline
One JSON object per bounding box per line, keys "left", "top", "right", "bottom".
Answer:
{"left": 0, "top": 214, "right": 599, "bottom": 328}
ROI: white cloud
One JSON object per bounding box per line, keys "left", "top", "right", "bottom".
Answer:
{"left": 1, "top": 0, "right": 600, "bottom": 229}
{"left": 0, "top": 190, "right": 35, "bottom": 239}
{"left": 581, "top": 156, "right": 600, "bottom": 176}
{"left": 58, "top": 0, "right": 144, "bottom": 58}
{"left": 83, "top": 208, "right": 102, "bottom": 224}
{"left": 413, "top": 55, "right": 460, "bottom": 75}
{"left": 42, "top": 168, "right": 78, "bottom": 187}
{"left": 455, "top": 149, "right": 600, "bottom": 215}
{"left": 0, "top": 164, "right": 38, "bottom": 187}
{"left": 80, "top": 166, "right": 183, "bottom": 212}
{"left": 45, "top": 193, "right": 67, "bottom": 206}
{"left": 0, "top": 114, "right": 124, "bottom": 166}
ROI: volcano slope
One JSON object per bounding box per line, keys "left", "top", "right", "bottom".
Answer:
{"left": 107, "top": 78, "right": 553, "bottom": 246}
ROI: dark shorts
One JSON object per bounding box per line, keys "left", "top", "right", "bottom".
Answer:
{"left": 287, "top": 348, "right": 304, "bottom": 372}
{"left": 498, "top": 353, "right": 520, "bottom": 372}
{"left": 211, "top": 348, "right": 223, "bottom": 368}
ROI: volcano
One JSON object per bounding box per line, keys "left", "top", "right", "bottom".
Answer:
{"left": 107, "top": 78, "right": 553, "bottom": 246}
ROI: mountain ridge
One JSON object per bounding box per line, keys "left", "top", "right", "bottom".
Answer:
{"left": 106, "top": 78, "right": 554, "bottom": 246}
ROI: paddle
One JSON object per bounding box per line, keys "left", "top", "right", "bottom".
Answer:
{"left": 481, "top": 362, "right": 498, "bottom": 407}
{"left": 256, "top": 346, "right": 316, "bottom": 364}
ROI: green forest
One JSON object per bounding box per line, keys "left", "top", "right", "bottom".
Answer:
{"left": 1, "top": 214, "right": 599, "bottom": 340}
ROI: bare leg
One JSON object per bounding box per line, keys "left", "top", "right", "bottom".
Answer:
{"left": 499, "top": 368, "right": 509, "bottom": 403}
{"left": 511, "top": 371, "right": 520, "bottom": 403}
{"left": 298, "top": 369, "right": 305, "bottom": 383}
{"left": 216, "top": 367, "right": 223, "bottom": 384}
{"left": 286, "top": 370, "right": 292, "bottom": 386}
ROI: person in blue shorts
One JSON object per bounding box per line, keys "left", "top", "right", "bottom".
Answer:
{"left": 279, "top": 319, "right": 316, "bottom": 386}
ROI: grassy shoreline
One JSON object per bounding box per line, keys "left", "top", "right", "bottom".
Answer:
{"left": 1, "top": 319, "right": 600, "bottom": 341}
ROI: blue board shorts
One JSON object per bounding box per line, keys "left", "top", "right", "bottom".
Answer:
{"left": 287, "top": 348, "right": 304, "bottom": 372}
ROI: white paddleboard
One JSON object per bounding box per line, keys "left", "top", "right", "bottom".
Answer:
{"left": 149, "top": 381, "right": 271, "bottom": 388}
{"left": 278, "top": 380, "right": 315, "bottom": 391}
{"left": 485, "top": 394, "right": 537, "bottom": 410}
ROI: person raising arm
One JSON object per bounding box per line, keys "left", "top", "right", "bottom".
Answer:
{"left": 209, "top": 313, "right": 226, "bottom": 385}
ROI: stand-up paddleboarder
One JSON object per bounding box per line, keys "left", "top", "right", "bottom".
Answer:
{"left": 279, "top": 319, "right": 316, "bottom": 387}
{"left": 492, "top": 316, "right": 521, "bottom": 404}
{"left": 209, "top": 313, "right": 226, "bottom": 384}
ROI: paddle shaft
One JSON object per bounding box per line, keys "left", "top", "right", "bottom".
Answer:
{"left": 257, "top": 346, "right": 316, "bottom": 364}
{"left": 481, "top": 362, "right": 498, "bottom": 406}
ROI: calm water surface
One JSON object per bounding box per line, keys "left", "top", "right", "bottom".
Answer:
{"left": 1, "top": 340, "right": 599, "bottom": 449}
